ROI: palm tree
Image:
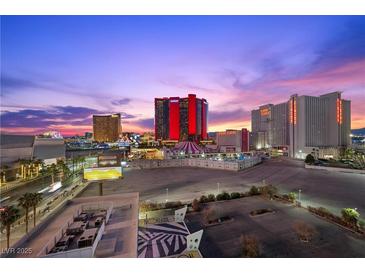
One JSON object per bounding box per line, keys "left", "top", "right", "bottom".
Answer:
{"left": 18, "top": 159, "right": 27, "bottom": 179}
{"left": 18, "top": 193, "right": 33, "bottom": 233}
{"left": 58, "top": 160, "right": 70, "bottom": 180}
{"left": 33, "top": 159, "right": 43, "bottom": 177}
{"left": 79, "top": 156, "right": 86, "bottom": 169}
{"left": 1, "top": 205, "right": 20, "bottom": 248}
{"left": 0, "top": 170, "right": 6, "bottom": 184}
{"left": 48, "top": 163, "right": 58, "bottom": 184}
{"left": 30, "top": 193, "right": 43, "bottom": 227}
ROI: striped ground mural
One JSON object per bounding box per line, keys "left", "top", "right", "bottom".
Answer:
{"left": 138, "top": 222, "right": 189, "bottom": 258}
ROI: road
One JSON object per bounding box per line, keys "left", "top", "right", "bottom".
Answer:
{"left": 0, "top": 173, "right": 81, "bottom": 209}
{"left": 78, "top": 157, "right": 365, "bottom": 215}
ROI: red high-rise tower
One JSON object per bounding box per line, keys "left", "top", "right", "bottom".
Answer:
{"left": 154, "top": 93, "right": 208, "bottom": 142}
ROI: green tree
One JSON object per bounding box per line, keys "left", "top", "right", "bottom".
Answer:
{"left": 216, "top": 192, "right": 231, "bottom": 201}
{"left": 57, "top": 160, "right": 70, "bottom": 180}
{"left": 288, "top": 192, "right": 297, "bottom": 203}
{"left": 30, "top": 193, "right": 43, "bottom": 227}
{"left": 48, "top": 163, "right": 58, "bottom": 184}
{"left": 341, "top": 208, "right": 360, "bottom": 225}
{"left": 0, "top": 206, "right": 20, "bottom": 249}
{"left": 353, "top": 151, "right": 365, "bottom": 169}
{"left": 260, "top": 184, "right": 278, "bottom": 199}
{"left": 305, "top": 154, "right": 315, "bottom": 165}
{"left": 199, "top": 195, "right": 209, "bottom": 203}
{"left": 207, "top": 194, "right": 216, "bottom": 202}
{"left": 249, "top": 186, "right": 260, "bottom": 196}
{"left": 18, "top": 193, "right": 34, "bottom": 233}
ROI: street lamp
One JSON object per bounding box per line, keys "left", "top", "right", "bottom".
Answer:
{"left": 298, "top": 189, "right": 302, "bottom": 204}
{"left": 166, "top": 188, "right": 169, "bottom": 202}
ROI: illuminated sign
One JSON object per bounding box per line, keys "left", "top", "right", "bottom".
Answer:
{"left": 218, "top": 130, "right": 237, "bottom": 136}
{"left": 84, "top": 167, "right": 123, "bottom": 181}
{"left": 337, "top": 98, "right": 343, "bottom": 124}
{"left": 289, "top": 98, "right": 297, "bottom": 125}
{"left": 260, "top": 108, "right": 271, "bottom": 116}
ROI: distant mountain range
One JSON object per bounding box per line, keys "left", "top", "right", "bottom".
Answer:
{"left": 352, "top": 128, "right": 365, "bottom": 136}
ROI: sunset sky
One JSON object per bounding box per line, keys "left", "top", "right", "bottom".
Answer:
{"left": 1, "top": 16, "right": 364, "bottom": 136}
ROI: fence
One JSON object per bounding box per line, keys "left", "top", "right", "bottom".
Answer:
{"left": 129, "top": 157, "right": 261, "bottom": 171}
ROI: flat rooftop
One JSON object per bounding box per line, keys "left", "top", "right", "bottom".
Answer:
{"left": 13, "top": 192, "right": 139, "bottom": 258}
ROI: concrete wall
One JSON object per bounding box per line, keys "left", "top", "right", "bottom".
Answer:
{"left": 305, "top": 164, "right": 365, "bottom": 174}
{"left": 129, "top": 157, "right": 261, "bottom": 171}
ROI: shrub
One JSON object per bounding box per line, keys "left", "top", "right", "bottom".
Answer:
{"left": 288, "top": 192, "right": 297, "bottom": 203}
{"left": 359, "top": 220, "right": 365, "bottom": 230}
{"left": 230, "top": 192, "right": 241, "bottom": 199}
{"left": 250, "top": 208, "right": 275, "bottom": 216}
{"left": 260, "top": 184, "right": 278, "bottom": 198}
{"left": 305, "top": 154, "right": 315, "bottom": 164}
{"left": 341, "top": 208, "right": 360, "bottom": 225}
{"left": 240, "top": 234, "right": 260, "bottom": 258}
{"left": 165, "top": 201, "right": 182, "bottom": 209}
{"left": 199, "top": 195, "right": 209, "bottom": 203}
{"left": 216, "top": 192, "right": 231, "bottom": 201}
{"left": 192, "top": 199, "right": 200, "bottom": 212}
{"left": 293, "top": 221, "right": 317, "bottom": 242}
{"left": 248, "top": 186, "right": 260, "bottom": 196}
{"left": 207, "top": 194, "right": 216, "bottom": 202}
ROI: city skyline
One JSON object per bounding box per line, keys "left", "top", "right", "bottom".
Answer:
{"left": 1, "top": 16, "right": 365, "bottom": 136}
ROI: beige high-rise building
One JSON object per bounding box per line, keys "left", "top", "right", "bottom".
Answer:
{"left": 289, "top": 92, "right": 351, "bottom": 158}
{"left": 251, "top": 103, "right": 289, "bottom": 150}
{"left": 93, "top": 113, "right": 121, "bottom": 142}
{"left": 251, "top": 91, "right": 351, "bottom": 159}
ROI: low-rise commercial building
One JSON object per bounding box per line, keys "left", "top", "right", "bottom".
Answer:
{"left": 0, "top": 135, "right": 66, "bottom": 166}
{"left": 214, "top": 129, "right": 249, "bottom": 153}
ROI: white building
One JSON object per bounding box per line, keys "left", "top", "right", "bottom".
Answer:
{"left": 0, "top": 134, "right": 66, "bottom": 166}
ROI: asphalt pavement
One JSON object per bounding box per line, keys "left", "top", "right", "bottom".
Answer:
{"left": 78, "top": 157, "right": 365, "bottom": 216}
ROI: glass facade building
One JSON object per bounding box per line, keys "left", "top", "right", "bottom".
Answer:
{"left": 154, "top": 94, "right": 208, "bottom": 142}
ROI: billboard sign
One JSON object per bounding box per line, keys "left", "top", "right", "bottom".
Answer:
{"left": 84, "top": 166, "right": 123, "bottom": 181}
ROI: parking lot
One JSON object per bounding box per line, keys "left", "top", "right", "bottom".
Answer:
{"left": 79, "top": 158, "right": 365, "bottom": 216}
{"left": 185, "top": 196, "right": 365, "bottom": 257}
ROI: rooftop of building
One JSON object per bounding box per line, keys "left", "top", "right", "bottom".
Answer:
{"left": 33, "top": 138, "right": 66, "bottom": 160}
{"left": 155, "top": 94, "right": 207, "bottom": 101}
{"left": 12, "top": 192, "right": 139, "bottom": 258}
{"left": 0, "top": 134, "right": 35, "bottom": 149}
{"left": 92, "top": 113, "right": 121, "bottom": 118}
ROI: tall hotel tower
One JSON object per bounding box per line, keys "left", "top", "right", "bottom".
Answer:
{"left": 93, "top": 113, "right": 121, "bottom": 143}
{"left": 154, "top": 94, "right": 208, "bottom": 142}
{"left": 289, "top": 92, "right": 351, "bottom": 158}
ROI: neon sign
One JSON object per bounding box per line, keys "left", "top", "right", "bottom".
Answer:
{"left": 337, "top": 98, "right": 342, "bottom": 124}
{"left": 289, "top": 98, "right": 297, "bottom": 125}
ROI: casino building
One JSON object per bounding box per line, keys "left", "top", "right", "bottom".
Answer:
{"left": 251, "top": 91, "right": 351, "bottom": 159}
{"left": 215, "top": 129, "right": 250, "bottom": 153}
{"left": 93, "top": 113, "right": 121, "bottom": 143}
{"left": 154, "top": 94, "right": 208, "bottom": 142}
